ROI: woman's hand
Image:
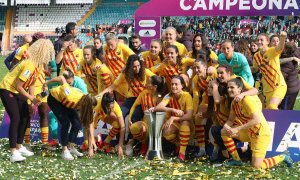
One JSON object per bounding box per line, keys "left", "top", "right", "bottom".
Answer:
{"left": 117, "top": 145, "right": 124, "bottom": 159}
{"left": 87, "top": 143, "right": 97, "bottom": 158}
{"left": 228, "top": 127, "right": 239, "bottom": 137}
{"left": 88, "top": 147, "right": 94, "bottom": 158}
{"left": 172, "top": 109, "right": 184, "bottom": 117}
{"left": 148, "top": 107, "right": 155, "bottom": 112}
{"left": 164, "top": 117, "right": 175, "bottom": 129}
{"left": 31, "top": 97, "right": 41, "bottom": 106}
{"left": 234, "top": 93, "right": 245, "bottom": 102}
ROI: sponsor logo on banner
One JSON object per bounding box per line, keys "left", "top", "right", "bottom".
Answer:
{"left": 139, "top": 30, "right": 156, "bottom": 37}
{"left": 139, "top": 20, "right": 156, "bottom": 27}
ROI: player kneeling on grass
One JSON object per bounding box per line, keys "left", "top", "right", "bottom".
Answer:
{"left": 221, "top": 77, "right": 293, "bottom": 168}
{"left": 128, "top": 75, "right": 167, "bottom": 156}
{"left": 90, "top": 92, "right": 125, "bottom": 158}
{"left": 150, "top": 75, "right": 193, "bottom": 162}
{"left": 47, "top": 76, "right": 97, "bottom": 160}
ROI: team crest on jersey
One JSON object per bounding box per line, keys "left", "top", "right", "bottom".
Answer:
{"left": 15, "top": 47, "right": 22, "bottom": 55}
{"left": 76, "top": 54, "right": 79, "bottom": 58}
{"left": 117, "top": 51, "right": 121, "bottom": 55}
{"left": 23, "top": 70, "right": 31, "bottom": 78}
{"left": 164, "top": 93, "right": 170, "bottom": 99}
{"left": 64, "top": 88, "right": 71, "bottom": 96}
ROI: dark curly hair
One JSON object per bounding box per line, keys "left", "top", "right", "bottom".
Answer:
{"left": 124, "top": 54, "right": 145, "bottom": 83}
{"left": 191, "top": 33, "right": 209, "bottom": 59}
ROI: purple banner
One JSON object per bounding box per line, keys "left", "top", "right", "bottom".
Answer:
{"left": 134, "top": 17, "right": 161, "bottom": 50}
{"left": 1, "top": 109, "right": 300, "bottom": 161}
{"left": 135, "top": 0, "right": 300, "bottom": 17}
{"left": 264, "top": 110, "right": 300, "bottom": 162}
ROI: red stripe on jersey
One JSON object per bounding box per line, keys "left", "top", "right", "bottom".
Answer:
{"left": 70, "top": 52, "right": 78, "bottom": 67}
{"left": 254, "top": 55, "right": 276, "bottom": 89}
{"left": 130, "top": 81, "right": 141, "bottom": 97}
{"left": 197, "top": 78, "right": 208, "bottom": 91}
{"left": 101, "top": 73, "right": 110, "bottom": 77}
{"left": 61, "top": 98, "right": 66, "bottom": 104}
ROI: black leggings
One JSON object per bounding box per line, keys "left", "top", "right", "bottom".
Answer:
{"left": 0, "top": 89, "right": 30, "bottom": 148}
{"left": 47, "top": 94, "right": 81, "bottom": 146}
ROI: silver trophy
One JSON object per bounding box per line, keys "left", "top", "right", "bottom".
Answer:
{"left": 144, "top": 111, "right": 166, "bottom": 160}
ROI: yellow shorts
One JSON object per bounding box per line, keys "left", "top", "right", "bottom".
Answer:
{"left": 164, "top": 118, "right": 195, "bottom": 137}
{"left": 263, "top": 85, "right": 287, "bottom": 106}
{"left": 236, "top": 124, "right": 271, "bottom": 158}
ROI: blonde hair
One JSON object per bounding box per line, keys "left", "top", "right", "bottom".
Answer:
{"left": 27, "top": 39, "right": 55, "bottom": 65}
{"left": 105, "top": 32, "right": 117, "bottom": 42}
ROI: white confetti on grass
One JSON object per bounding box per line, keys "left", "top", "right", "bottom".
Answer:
{"left": 97, "top": 160, "right": 146, "bottom": 180}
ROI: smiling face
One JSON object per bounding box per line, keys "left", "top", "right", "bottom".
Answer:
{"left": 150, "top": 41, "right": 162, "bottom": 56}
{"left": 193, "top": 61, "right": 207, "bottom": 79}
{"left": 217, "top": 67, "right": 231, "bottom": 83}
{"left": 250, "top": 42, "right": 258, "bottom": 53}
{"left": 257, "top": 35, "right": 269, "bottom": 51}
{"left": 166, "top": 47, "right": 178, "bottom": 65}
{"left": 171, "top": 78, "right": 183, "bottom": 95}
{"left": 165, "top": 28, "right": 177, "bottom": 44}
{"left": 227, "top": 81, "right": 242, "bottom": 98}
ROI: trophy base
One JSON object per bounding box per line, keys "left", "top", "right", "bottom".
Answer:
{"left": 146, "top": 150, "right": 164, "bottom": 160}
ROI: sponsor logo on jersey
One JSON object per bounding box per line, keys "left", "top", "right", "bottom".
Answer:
{"left": 23, "top": 70, "right": 31, "bottom": 78}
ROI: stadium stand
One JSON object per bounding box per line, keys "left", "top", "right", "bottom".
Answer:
{"left": 14, "top": 4, "right": 92, "bottom": 32}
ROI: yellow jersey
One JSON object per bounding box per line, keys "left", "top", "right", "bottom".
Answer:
{"left": 79, "top": 58, "right": 102, "bottom": 95}
{"left": 14, "top": 43, "right": 30, "bottom": 61}
{"left": 97, "top": 64, "right": 113, "bottom": 93}
{"left": 34, "top": 67, "right": 46, "bottom": 95}
{"left": 162, "top": 91, "right": 193, "bottom": 117}
{"left": 141, "top": 51, "right": 162, "bottom": 69}
{"left": 163, "top": 41, "right": 188, "bottom": 58}
{"left": 151, "top": 57, "right": 194, "bottom": 85}
{"left": 253, "top": 47, "right": 286, "bottom": 92}
{"left": 216, "top": 98, "right": 231, "bottom": 126}
{"left": 128, "top": 89, "right": 159, "bottom": 121}
{"left": 61, "top": 48, "right": 84, "bottom": 76}
{"left": 50, "top": 83, "right": 84, "bottom": 109}
{"left": 0, "top": 60, "right": 40, "bottom": 94}
{"left": 114, "top": 69, "right": 155, "bottom": 98}
{"left": 231, "top": 95, "right": 270, "bottom": 136}
{"left": 104, "top": 43, "right": 135, "bottom": 78}
{"left": 192, "top": 71, "right": 217, "bottom": 114}
{"left": 188, "top": 50, "right": 218, "bottom": 67}
{"left": 93, "top": 97, "right": 122, "bottom": 127}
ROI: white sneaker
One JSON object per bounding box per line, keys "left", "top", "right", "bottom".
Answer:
{"left": 18, "top": 145, "right": 34, "bottom": 157}
{"left": 125, "top": 139, "right": 134, "bottom": 156}
{"left": 61, "top": 150, "right": 74, "bottom": 160}
{"left": 69, "top": 147, "right": 83, "bottom": 157}
{"left": 10, "top": 151, "right": 26, "bottom": 162}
